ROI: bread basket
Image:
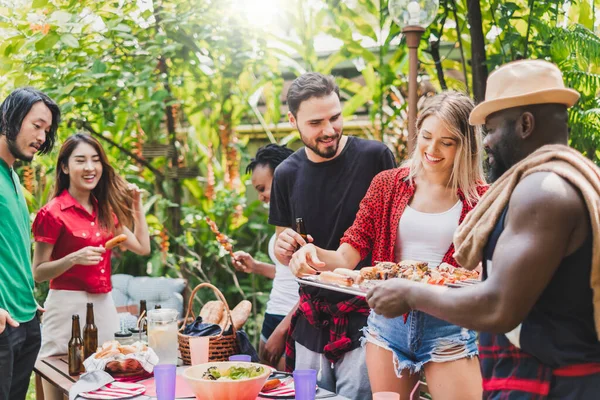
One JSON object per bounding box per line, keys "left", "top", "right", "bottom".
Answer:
{"left": 178, "top": 283, "right": 239, "bottom": 365}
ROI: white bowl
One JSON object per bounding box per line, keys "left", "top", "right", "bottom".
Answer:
{"left": 183, "top": 361, "right": 271, "bottom": 400}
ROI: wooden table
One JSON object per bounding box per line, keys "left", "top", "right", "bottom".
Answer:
{"left": 34, "top": 355, "right": 350, "bottom": 399}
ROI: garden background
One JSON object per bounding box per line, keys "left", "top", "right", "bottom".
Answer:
{"left": 0, "top": 0, "right": 598, "bottom": 369}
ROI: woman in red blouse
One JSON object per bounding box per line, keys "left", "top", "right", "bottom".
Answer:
{"left": 32, "top": 134, "right": 150, "bottom": 399}
{"left": 290, "top": 92, "right": 487, "bottom": 399}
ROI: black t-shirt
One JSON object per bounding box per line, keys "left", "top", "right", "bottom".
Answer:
{"left": 269, "top": 136, "right": 396, "bottom": 352}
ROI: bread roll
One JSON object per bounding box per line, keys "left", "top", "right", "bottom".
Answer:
{"left": 218, "top": 311, "right": 230, "bottom": 330}
{"left": 319, "top": 271, "right": 353, "bottom": 287}
{"left": 231, "top": 300, "right": 252, "bottom": 330}
{"left": 119, "top": 345, "right": 137, "bottom": 355}
{"left": 333, "top": 268, "right": 363, "bottom": 284}
{"left": 199, "top": 300, "right": 225, "bottom": 324}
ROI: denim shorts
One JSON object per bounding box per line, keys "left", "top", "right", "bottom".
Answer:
{"left": 363, "top": 310, "right": 478, "bottom": 377}
{"left": 260, "top": 313, "right": 285, "bottom": 342}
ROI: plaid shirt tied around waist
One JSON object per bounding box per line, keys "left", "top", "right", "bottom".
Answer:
{"left": 480, "top": 332, "right": 600, "bottom": 399}
{"left": 284, "top": 286, "right": 370, "bottom": 372}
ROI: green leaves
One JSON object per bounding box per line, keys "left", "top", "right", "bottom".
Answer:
{"left": 35, "top": 33, "right": 59, "bottom": 51}
{"left": 32, "top": 0, "right": 49, "bottom": 8}
{"left": 91, "top": 60, "right": 107, "bottom": 74}
{"left": 60, "top": 34, "right": 79, "bottom": 48}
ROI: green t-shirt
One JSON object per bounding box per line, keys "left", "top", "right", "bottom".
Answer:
{"left": 0, "top": 158, "right": 36, "bottom": 323}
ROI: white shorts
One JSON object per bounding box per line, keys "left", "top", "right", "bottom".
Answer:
{"left": 39, "top": 289, "right": 120, "bottom": 358}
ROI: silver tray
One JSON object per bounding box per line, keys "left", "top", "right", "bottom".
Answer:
{"left": 296, "top": 276, "right": 480, "bottom": 295}
{"left": 296, "top": 276, "right": 368, "bottom": 297}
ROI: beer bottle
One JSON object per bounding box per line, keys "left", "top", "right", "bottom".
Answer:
{"left": 139, "top": 299, "right": 148, "bottom": 333}
{"left": 295, "top": 217, "right": 308, "bottom": 250}
{"left": 68, "top": 315, "right": 84, "bottom": 376}
{"left": 83, "top": 303, "right": 98, "bottom": 360}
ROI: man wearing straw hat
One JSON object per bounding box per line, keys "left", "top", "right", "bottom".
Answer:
{"left": 366, "top": 59, "right": 600, "bottom": 398}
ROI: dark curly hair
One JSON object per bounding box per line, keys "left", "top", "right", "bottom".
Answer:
{"left": 0, "top": 87, "right": 60, "bottom": 155}
{"left": 246, "top": 144, "right": 294, "bottom": 174}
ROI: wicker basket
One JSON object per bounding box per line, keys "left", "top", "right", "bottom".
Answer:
{"left": 178, "top": 283, "right": 239, "bottom": 365}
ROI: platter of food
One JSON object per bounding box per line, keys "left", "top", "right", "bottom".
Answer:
{"left": 296, "top": 261, "right": 480, "bottom": 297}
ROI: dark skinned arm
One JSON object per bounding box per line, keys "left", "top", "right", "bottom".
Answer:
{"left": 367, "top": 172, "right": 589, "bottom": 333}
{"left": 262, "top": 300, "right": 299, "bottom": 366}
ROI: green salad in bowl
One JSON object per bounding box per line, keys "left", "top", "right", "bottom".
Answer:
{"left": 202, "top": 365, "right": 266, "bottom": 381}
{"left": 183, "top": 361, "right": 272, "bottom": 400}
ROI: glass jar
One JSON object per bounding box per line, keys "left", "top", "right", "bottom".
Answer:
{"left": 147, "top": 308, "right": 179, "bottom": 365}
{"left": 129, "top": 328, "right": 148, "bottom": 345}
{"left": 114, "top": 331, "right": 135, "bottom": 346}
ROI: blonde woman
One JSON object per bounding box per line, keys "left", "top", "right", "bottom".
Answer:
{"left": 289, "top": 91, "right": 487, "bottom": 399}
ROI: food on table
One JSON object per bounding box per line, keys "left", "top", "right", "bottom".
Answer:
{"left": 359, "top": 266, "right": 378, "bottom": 280}
{"left": 318, "top": 271, "right": 354, "bottom": 287}
{"left": 94, "top": 340, "right": 148, "bottom": 359}
{"left": 333, "top": 268, "right": 364, "bottom": 284}
{"left": 201, "top": 364, "right": 266, "bottom": 381}
{"left": 230, "top": 300, "right": 252, "bottom": 330}
{"left": 183, "top": 362, "right": 271, "bottom": 400}
{"left": 200, "top": 300, "right": 225, "bottom": 325}
{"left": 104, "top": 234, "right": 128, "bottom": 249}
{"left": 205, "top": 217, "right": 235, "bottom": 257}
{"left": 317, "top": 261, "right": 479, "bottom": 288}
{"left": 262, "top": 378, "right": 282, "bottom": 392}
{"left": 198, "top": 299, "right": 252, "bottom": 330}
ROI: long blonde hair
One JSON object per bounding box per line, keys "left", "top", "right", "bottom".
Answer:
{"left": 404, "top": 91, "right": 485, "bottom": 206}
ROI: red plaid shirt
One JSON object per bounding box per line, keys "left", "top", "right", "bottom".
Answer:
{"left": 480, "top": 332, "right": 600, "bottom": 399}
{"left": 285, "top": 289, "right": 370, "bottom": 372}
{"left": 340, "top": 167, "right": 488, "bottom": 264}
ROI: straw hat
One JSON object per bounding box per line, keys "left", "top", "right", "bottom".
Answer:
{"left": 469, "top": 59, "right": 580, "bottom": 125}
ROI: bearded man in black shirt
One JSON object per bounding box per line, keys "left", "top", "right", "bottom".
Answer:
{"left": 268, "top": 72, "right": 396, "bottom": 399}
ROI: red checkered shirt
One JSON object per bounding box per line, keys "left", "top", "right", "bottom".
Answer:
{"left": 285, "top": 168, "right": 487, "bottom": 371}
{"left": 340, "top": 167, "right": 488, "bottom": 264}
{"left": 285, "top": 289, "right": 370, "bottom": 372}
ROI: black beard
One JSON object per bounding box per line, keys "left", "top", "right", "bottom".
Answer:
{"left": 486, "top": 151, "right": 508, "bottom": 183}
{"left": 298, "top": 127, "right": 341, "bottom": 159}
{"left": 7, "top": 137, "right": 33, "bottom": 162}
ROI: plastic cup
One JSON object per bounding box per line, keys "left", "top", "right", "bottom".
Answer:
{"left": 228, "top": 354, "right": 251, "bottom": 362}
{"left": 154, "top": 364, "right": 176, "bottom": 400}
{"left": 293, "top": 369, "right": 317, "bottom": 400}
{"left": 373, "top": 392, "right": 400, "bottom": 400}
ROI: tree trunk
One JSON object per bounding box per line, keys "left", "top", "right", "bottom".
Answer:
{"left": 451, "top": 0, "right": 470, "bottom": 95}
{"left": 467, "top": 0, "right": 488, "bottom": 103}
{"left": 430, "top": 40, "right": 448, "bottom": 90}
{"left": 587, "top": 147, "right": 598, "bottom": 162}
{"left": 153, "top": 0, "right": 183, "bottom": 256}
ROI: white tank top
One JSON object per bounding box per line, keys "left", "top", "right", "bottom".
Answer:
{"left": 266, "top": 234, "right": 300, "bottom": 316}
{"left": 395, "top": 201, "right": 463, "bottom": 266}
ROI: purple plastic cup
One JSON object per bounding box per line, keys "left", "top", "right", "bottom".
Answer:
{"left": 154, "top": 364, "right": 176, "bottom": 400}
{"left": 228, "top": 354, "right": 251, "bottom": 362}
{"left": 293, "top": 369, "right": 317, "bottom": 400}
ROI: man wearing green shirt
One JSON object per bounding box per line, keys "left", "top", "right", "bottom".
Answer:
{"left": 0, "top": 88, "right": 60, "bottom": 400}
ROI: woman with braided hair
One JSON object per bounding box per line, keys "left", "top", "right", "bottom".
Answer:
{"left": 232, "top": 143, "right": 298, "bottom": 370}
